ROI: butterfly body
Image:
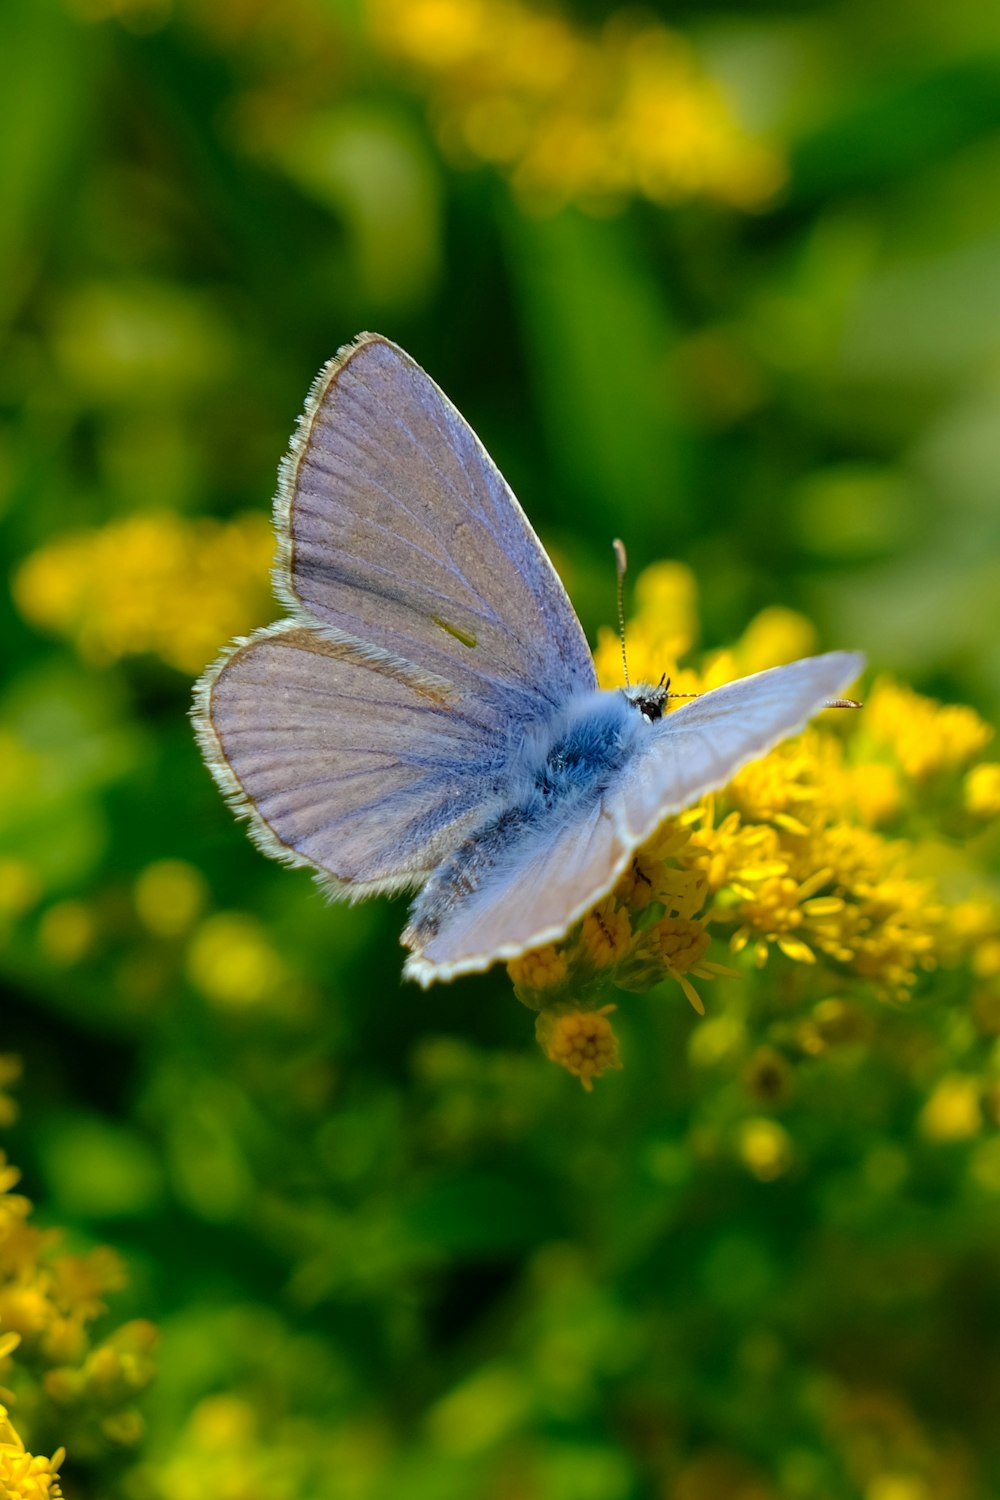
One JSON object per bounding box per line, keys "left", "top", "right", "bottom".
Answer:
{"left": 405, "top": 685, "right": 647, "bottom": 951}
{"left": 193, "top": 333, "right": 865, "bottom": 987}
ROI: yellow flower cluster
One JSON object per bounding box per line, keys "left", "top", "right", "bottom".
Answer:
{"left": 132, "top": 860, "right": 293, "bottom": 1015}
{"left": 368, "top": 0, "right": 784, "bottom": 212}
{"left": 864, "top": 677, "right": 993, "bottom": 780}
{"left": 513, "top": 563, "right": 999, "bottom": 1088}
{"left": 143, "top": 1388, "right": 390, "bottom": 1500}
{"left": 13, "top": 512, "right": 273, "bottom": 676}
{"left": 0, "top": 1083, "right": 156, "bottom": 1483}
{"left": 0, "top": 1397, "right": 63, "bottom": 1500}
{"left": 26, "top": 853, "right": 295, "bottom": 1022}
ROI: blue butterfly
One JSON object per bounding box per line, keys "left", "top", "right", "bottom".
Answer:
{"left": 193, "top": 335, "right": 864, "bottom": 986}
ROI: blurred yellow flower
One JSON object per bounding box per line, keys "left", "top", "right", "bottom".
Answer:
{"left": 739, "top": 1117, "right": 793, "bottom": 1181}
{"left": 969, "top": 1137, "right": 1000, "bottom": 1193}
{"left": 865, "top": 678, "right": 993, "bottom": 780}
{"left": 866, "top": 1474, "right": 931, "bottom": 1500}
{"left": 134, "top": 860, "right": 209, "bottom": 939}
{"left": 849, "top": 762, "right": 901, "bottom": 826}
{"left": 13, "top": 512, "right": 273, "bottom": 676}
{"left": 37, "top": 903, "right": 95, "bottom": 967}
{"left": 186, "top": 912, "right": 286, "bottom": 1008}
{"left": 965, "top": 762, "right": 1000, "bottom": 818}
{"left": 153, "top": 1388, "right": 391, "bottom": 1500}
{"left": 689, "top": 1013, "right": 745, "bottom": 1069}
{"left": 738, "top": 606, "right": 818, "bottom": 674}
{"left": 369, "top": 0, "right": 785, "bottom": 213}
{"left": 44, "top": 1320, "right": 157, "bottom": 1412}
{"left": 919, "top": 1075, "right": 982, "bottom": 1143}
{"left": 594, "top": 560, "right": 700, "bottom": 689}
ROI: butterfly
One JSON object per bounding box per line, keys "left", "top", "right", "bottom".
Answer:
{"left": 193, "top": 334, "right": 864, "bottom": 987}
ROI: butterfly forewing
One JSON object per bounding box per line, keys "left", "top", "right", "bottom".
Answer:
{"left": 614, "top": 652, "right": 865, "bottom": 844}
{"left": 278, "top": 334, "right": 597, "bottom": 720}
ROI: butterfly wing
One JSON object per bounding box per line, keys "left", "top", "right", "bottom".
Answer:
{"left": 275, "top": 332, "right": 597, "bottom": 718}
{"left": 195, "top": 621, "right": 511, "bottom": 895}
{"left": 195, "top": 334, "right": 598, "bottom": 894}
{"left": 402, "top": 652, "right": 865, "bottom": 983}
{"left": 615, "top": 651, "right": 865, "bottom": 842}
{"left": 403, "top": 795, "right": 632, "bottom": 986}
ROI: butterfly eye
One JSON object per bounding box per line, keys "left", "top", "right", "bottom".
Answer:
{"left": 624, "top": 685, "right": 667, "bottom": 722}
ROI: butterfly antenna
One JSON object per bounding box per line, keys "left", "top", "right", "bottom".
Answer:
{"left": 613, "top": 538, "right": 630, "bottom": 688}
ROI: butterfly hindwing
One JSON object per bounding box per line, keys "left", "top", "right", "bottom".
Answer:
{"left": 196, "top": 621, "right": 510, "bottom": 894}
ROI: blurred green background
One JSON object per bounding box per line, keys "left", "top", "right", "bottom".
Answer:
{"left": 3, "top": 0, "right": 1000, "bottom": 1496}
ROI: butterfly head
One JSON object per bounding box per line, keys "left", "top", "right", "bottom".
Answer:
{"left": 623, "top": 682, "right": 669, "bottom": 723}
{"left": 622, "top": 674, "right": 704, "bottom": 723}
{"left": 614, "top": 543, "right": 700, "bottom": 724}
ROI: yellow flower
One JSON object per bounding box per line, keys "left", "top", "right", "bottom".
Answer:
{"left": 731, "top": 875, "right": 818, "bottom": 966}
{"left": 133, "top": 860, "right": 208, "bottom": 938}
{"left": 617, "top": 822, "right": 706, "bottom": 917}
{"left": 864, "top": 677, "right": 993, "bottom": 780}
{"left": 919, "top": 1075, "right": 983, "bottom": 1143}
{"left": 594, "top": 561, "right": 700, "bottom": 689}
{"left": 507, "top": 944, "right": 570, "bottom": 994}
{"left": 45, "top": 1320, "right": 157, "bottom": 1414}
{"left": 154, "top": 1383, "right": 391, "bottom": 1500}
{"left": 186, "top": 912, "right": 286, "bottom": 1008}
{"left": 965, "top": 763, "right": 1000, "bottom": 818}
{"left": 849, "top": 762, "right": 901, "bottom": 826}
{"left": 369, "top": 0, "right": 784, "bottom": 214}
{"left": 738, "top": 1118, "right": 793, "bottom": 1181}
{"left": 0, "top": 1077, "right": 152, "bottom": 1495}
{"left": 0, "top": 1406, "right": 64, "bottom": 1499}
{"left": 535, "top": 1005, "right": 622, "bottom": 1091}
{"left": 737, "top": 605, "right": 818, "bottom": 674}
{"left": 579, "top": 904, "right": 632, "bottom": 967}
{"left": 727, "top": 727, "right": 835, "bottom": 829}
{"left": 13, "top": 512, "right": 273, "bottom": 676}
{"left": 686, "top": 807, "right": 784, "bottom": 895}
{"left": 642, "top": 916, "right": 711, "bottom": 1013}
